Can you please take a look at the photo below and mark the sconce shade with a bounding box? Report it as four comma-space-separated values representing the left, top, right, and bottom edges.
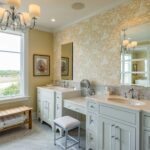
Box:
131, 41, 138, 48
21, 12, 31, 25
0, 8, 5, 18
29, 4, 40, 18
7, 0, 21, 8
123, 40, 129, 46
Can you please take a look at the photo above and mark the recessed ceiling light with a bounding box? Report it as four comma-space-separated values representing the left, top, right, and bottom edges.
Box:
72, 2, 85, 10
51, 18, 56, 22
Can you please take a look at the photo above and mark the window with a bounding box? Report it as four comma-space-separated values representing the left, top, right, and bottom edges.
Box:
0, 31, 28, 101
121, 53, 132, 84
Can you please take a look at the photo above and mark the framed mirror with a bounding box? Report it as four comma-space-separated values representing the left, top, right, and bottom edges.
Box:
61, 42, 73, 80
121, 23, 150, 87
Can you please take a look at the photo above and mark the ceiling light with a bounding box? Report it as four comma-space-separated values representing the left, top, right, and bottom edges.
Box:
51, 18, 56, 22
72, 2, 85, 10
0, 0, 40, 31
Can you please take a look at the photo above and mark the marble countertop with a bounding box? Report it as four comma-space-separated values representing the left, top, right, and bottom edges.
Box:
64, 95, 150, 113
87, 95, 150, 113
37, 85, 77, 93
64, 97, 86, 107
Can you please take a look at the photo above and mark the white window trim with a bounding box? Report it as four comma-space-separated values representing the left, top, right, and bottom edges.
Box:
0, 29, 29, 103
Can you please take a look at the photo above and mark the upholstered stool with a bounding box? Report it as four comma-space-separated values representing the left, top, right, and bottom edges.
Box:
54, 116, 80, 150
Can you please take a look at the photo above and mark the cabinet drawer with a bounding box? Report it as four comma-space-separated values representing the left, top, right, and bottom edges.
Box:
86, 130, 97, 150
143, 115, 150, 128
64, 102, 86, 115
99, 105, 136, 124
56, 93, 61, 100
87, 101, 98, 113
87, 112, 98, 130
38, 89, 54, 100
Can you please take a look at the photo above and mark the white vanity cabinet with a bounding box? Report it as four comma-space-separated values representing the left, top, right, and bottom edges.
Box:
37, 87, 55, 129
86, 99, 140, 150
142, 112, 150, 150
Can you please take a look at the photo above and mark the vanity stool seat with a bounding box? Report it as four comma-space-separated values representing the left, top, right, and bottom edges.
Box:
54, 116, 80, 150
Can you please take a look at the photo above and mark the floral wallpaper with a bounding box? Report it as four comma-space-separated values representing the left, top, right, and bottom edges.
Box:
53, 0, 150, 85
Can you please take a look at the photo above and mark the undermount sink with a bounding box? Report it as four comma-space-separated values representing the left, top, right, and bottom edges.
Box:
108, 96, 145, 106
128, 100, 145, 106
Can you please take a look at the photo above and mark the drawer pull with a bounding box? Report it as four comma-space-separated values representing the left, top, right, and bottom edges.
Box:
90, 137, 94, 141
56, 104, 59, 110
111, 136, 115, 138
115, 137, 119, 140
90, 120, 94, 124
90, 105, 94, 108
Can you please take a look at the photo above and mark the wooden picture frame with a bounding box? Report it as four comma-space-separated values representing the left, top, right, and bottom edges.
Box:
61, 57, 69, 76
33, 54, 50, 76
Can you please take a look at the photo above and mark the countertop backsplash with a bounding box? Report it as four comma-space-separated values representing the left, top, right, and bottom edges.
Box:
53, 80, 150, 100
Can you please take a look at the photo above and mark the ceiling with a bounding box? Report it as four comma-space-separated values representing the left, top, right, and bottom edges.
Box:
0, 0, 129, 32
127, 23, 150, 41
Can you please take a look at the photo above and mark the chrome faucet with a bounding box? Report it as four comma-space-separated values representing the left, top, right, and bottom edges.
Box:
128, 88, 136, 99
63, 81, 69, 88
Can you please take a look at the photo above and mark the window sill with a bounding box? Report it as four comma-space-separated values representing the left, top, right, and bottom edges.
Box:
0, 96, 30, 104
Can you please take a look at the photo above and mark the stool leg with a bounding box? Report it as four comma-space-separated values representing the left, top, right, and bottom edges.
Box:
54, 124, 56, 145
65, 129, 68, 150
78, 126, 80, 148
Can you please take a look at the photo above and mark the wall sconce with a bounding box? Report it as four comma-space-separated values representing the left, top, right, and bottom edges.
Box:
122, 28, 138, 52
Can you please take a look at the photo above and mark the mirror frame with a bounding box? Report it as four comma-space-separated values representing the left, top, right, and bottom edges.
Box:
61, 42, 73, 80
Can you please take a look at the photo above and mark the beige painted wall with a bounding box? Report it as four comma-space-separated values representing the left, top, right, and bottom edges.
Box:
0, 29, 53, 112
53, 0, 150, 85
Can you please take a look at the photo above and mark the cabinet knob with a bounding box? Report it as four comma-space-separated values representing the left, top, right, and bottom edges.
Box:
90, 137, 94, 141
90, 105, 94, 108
111, 136, 115, 139
115, 137, 119, 140
115, 126, 120, 129
90, 120, 94, 124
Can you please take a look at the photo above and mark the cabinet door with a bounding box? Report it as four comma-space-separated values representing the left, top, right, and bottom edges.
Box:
143, 130, 150, 150
42, 101, 49, 122
115, 122, 136, 150
99, 117, 115, 150
48, 92, 55, 123
99, 117, 136, 150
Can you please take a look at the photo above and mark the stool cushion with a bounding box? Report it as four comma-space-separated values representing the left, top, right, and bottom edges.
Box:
54, 116, 80, 129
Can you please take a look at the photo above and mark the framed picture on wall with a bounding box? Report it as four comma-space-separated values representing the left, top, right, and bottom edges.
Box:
61, 57, 69, 76
33, 54, 50, 76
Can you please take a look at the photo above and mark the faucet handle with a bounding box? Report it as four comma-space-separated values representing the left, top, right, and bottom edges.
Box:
124, 92, 127, 98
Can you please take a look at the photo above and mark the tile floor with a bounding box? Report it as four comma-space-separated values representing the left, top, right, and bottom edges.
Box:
0, 120, 86, 150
